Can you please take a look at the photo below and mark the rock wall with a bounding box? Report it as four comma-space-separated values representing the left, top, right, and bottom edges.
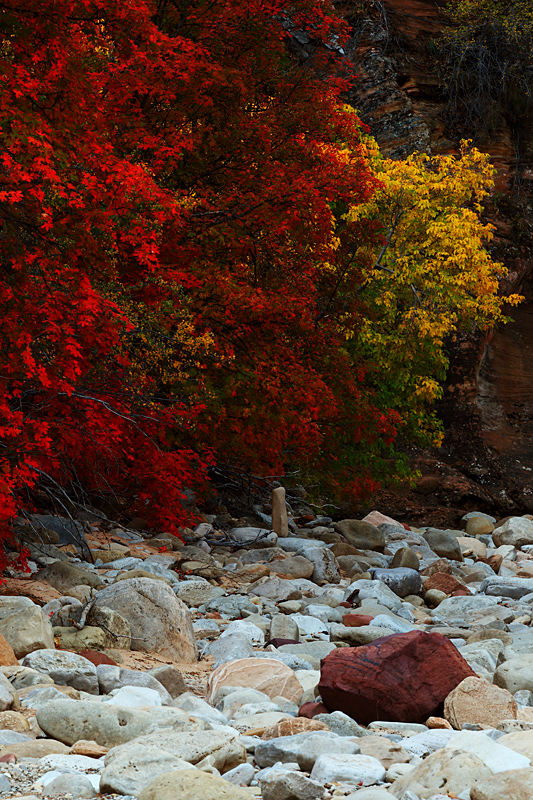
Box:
342, 0, 533, 521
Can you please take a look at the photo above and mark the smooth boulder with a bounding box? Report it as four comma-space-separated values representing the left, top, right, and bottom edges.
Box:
94, 577, 198, 661
138, 770, 253, 800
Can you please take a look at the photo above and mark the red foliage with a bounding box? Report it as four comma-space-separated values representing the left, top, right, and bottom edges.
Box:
0, 0, 400, 567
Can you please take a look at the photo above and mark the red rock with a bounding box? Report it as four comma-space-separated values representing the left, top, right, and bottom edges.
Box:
420, 559, 453, 577
78, 650, 118, 666
318, 630, 476, 725
339, 601, 352, 608
342, 614, 374, 627
0, 754, 16, 763
267, 638, 299, 649
206, 611, 222, 619
298, 702, 329, 718
422, 572, 467, 596
451, 587, 470, 596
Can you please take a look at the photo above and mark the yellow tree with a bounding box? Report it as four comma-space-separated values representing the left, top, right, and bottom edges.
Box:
345, 140, 522, 447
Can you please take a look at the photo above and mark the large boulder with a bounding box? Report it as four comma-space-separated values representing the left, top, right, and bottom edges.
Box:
333, 520, 385, 552
0, 597, 54, 658
444, 676, 517, 729
318, 630, 475, 725
470, 769, 533, 800
36, 698, 208, 747
93, 577, 197, 661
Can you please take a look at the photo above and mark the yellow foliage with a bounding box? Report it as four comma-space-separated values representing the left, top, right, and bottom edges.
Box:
345, 139, 522, 445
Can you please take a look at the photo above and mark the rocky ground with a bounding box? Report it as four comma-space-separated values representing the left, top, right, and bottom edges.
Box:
2, 501, 533, 799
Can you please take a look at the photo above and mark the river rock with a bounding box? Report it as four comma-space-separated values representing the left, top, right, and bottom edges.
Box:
470, 768, 533, 800
310, 753, 385, 785
445, 676, 517, 729
446, 729, 531, 772
271, 557, 314, 580
388, 747, 492, 798
35, 561, 103, 591
261, 770, 324, 800
96, 665, 172, 703
480, 577, 533, 599
254, 731, 361, 771
206, 658, 303, 704
422, 529, 463, 561
108, 729, 246, 772
100, 743, 196, 795
493, 517, 533, 549
93, 577, 198, 661
137, 770, 253, 800
36, 698, 208, 747
302, 547, 339, 584
319, 630, 475, 724
0, 600, 54, 658
495, 656, 533, 694
22, 650, 98, 694
333, 520, 385, 552
372, 568, 422, 598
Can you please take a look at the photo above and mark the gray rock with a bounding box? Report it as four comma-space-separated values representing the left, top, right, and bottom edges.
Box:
0, 730, 32, 744
333, 520, 385, 552
206, 633, 254, 668
344, 579, 402, 612
96, 665, 172, 704
174, 581, 225, 607
493, 517, 533, 549
216, 687, 272, 715
222, 762, 255, 785
34, 561, 103, 591
148, 665, 187, 699
495, 656, 533, 694
481, 577, 533, 599
430, 595, 499, 622
0, 775, 10, 793
204, 596, 258, 619
269, 614, 299, 642
171, 692, 229, 725
330, 623, 394, 645
22, 650, 98, 694
278, 642, 336, 661
249, 578, 302, 602
43, 773, 96, 798
255, 731, 361, 771
106, 729, 246, 772
100, 742, 195, 795
277, 538, 328, 553
422, 529, 463, 561
0, 600, 54, 658
36, 698, 209, 747
94, 577, 198, 661
372, 567, 422, 598
261, 770, 324, 800
301, 547, 339, 585
251, 652, 316, 671
21, 686, 68, 711
314, 711, 369, 738
271, 556, 314, 580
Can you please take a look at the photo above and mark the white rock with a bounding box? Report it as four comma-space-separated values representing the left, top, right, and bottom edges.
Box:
103, 686, 162, 708
446, 730, 530, 773
290, 614, 329, 636
220, 619, 265, 646
310, 753, 386, 785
